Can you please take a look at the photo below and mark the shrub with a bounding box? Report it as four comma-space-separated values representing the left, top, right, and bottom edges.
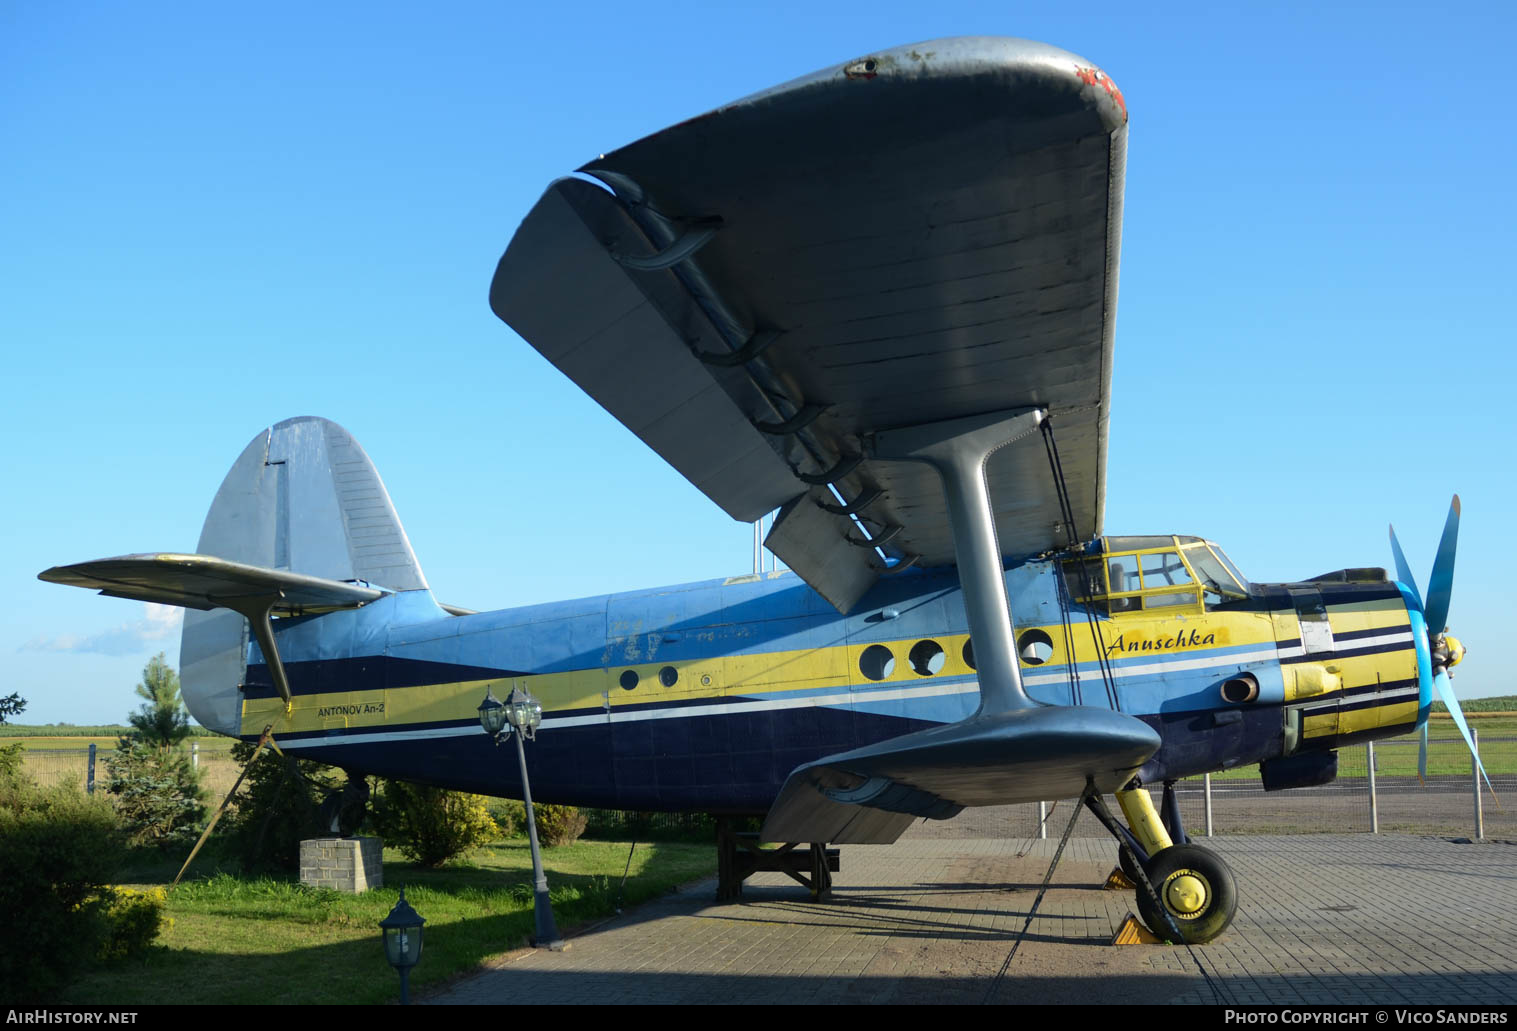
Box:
492, 800, 588, 846
0, 776, 128, 1002
486, 798, 522, 837
105, 740, 206, 849
98, 886, 167, 962
373, 780, 500, 866
222, 741, 346, 871
532, 804, 587, 847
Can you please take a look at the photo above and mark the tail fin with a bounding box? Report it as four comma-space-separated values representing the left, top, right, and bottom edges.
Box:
181, 417, 427, 734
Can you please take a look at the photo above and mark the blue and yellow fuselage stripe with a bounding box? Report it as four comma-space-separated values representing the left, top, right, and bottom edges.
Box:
238, 565, 1425, 809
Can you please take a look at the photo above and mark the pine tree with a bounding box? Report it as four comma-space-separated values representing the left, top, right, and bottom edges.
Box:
126, 654, 189, 748
109, 656, 204, 848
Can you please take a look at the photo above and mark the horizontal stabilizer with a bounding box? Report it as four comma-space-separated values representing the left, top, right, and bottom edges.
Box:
762, 706, 1159, 844
39, 553, 386, 615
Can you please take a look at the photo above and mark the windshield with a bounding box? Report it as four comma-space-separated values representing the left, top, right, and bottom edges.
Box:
1182, 540, 1249, 598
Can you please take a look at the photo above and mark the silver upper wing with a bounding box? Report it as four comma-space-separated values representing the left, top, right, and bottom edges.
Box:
491, 37, 1126, 612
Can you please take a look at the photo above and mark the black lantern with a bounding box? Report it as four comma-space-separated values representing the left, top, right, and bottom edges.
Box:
505, 684, 543, 741
478, 685, 508, 743
380, 887, 426, 1003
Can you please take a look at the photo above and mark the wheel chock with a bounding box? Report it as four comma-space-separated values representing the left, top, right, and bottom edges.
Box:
1103, 866, 1136, 890
1112, 914, 1164, 945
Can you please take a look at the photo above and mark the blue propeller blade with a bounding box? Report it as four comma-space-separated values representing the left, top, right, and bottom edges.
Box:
1388, 525, 1422, 607
1392, 497, 1492, 800
1433, 669, 1495, 796
1423, 495, 1460, 635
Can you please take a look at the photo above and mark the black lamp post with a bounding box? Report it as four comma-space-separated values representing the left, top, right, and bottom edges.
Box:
479, 683, 565, 951
379, 886, 425, 1004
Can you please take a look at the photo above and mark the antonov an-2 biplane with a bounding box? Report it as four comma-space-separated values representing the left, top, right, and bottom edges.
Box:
43, 37, 1487, 944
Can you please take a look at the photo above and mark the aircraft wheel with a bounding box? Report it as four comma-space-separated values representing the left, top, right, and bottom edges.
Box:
1134, 843, 1237, 944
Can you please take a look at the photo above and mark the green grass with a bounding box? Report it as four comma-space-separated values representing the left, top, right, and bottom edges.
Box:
60, 839, 715, 1005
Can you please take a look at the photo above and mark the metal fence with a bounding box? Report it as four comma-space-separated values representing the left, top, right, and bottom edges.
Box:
1170, 732, 1512, 840
906, 730, 1514, 843
22, 745, 243, 802
21, 730, 1513, 843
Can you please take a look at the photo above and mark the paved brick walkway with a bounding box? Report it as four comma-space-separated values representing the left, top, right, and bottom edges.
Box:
427, 832, 1516, 1006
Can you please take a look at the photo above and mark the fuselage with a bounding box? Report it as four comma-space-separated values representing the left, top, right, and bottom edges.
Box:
238, 539, 1432, 815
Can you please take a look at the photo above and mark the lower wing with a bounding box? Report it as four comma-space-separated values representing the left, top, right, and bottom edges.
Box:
761, 706, 1159, 843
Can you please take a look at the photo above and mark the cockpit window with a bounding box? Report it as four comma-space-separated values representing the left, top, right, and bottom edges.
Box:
1139, 551, 1191, 588
1062, 557, 1108, 612
1207, 544, 1250, 593
1182, 542, 1249, 601
1104, 535, 1175, 553
1063, 537, 1249, 616
1108, 558, 1141, 595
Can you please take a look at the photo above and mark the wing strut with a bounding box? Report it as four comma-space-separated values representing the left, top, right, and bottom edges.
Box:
230, 595, 294, 712
873, 407, 1046, 713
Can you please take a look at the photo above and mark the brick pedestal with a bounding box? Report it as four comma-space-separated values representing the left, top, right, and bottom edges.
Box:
300, 837, 383, 893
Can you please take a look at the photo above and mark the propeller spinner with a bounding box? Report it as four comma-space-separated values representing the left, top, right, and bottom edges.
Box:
1389, 495, 1492, 793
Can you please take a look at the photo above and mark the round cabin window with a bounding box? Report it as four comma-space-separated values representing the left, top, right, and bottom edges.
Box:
1017, 628, 1054, 666
858, 644, 896, 682
908, 639, 946, 676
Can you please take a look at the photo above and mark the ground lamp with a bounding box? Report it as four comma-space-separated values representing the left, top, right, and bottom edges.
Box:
479, 683, 565, 950
380, 887, 425, 1004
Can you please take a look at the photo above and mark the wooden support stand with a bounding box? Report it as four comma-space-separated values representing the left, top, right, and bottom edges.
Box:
716, 818, 838, 901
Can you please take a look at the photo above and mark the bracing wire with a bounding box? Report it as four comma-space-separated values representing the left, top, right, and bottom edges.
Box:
1041, 419, 1121, 711
983, 784, 1090, 1004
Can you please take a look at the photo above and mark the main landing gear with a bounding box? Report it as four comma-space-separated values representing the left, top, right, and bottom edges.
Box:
1086, 781, 1237, 944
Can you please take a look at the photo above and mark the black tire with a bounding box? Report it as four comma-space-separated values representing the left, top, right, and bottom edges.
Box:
1134, 843, 1238, 944
1118, 844, 1142, 883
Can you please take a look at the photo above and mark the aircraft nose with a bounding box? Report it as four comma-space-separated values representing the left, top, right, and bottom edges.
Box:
1437, 633, 1466, 671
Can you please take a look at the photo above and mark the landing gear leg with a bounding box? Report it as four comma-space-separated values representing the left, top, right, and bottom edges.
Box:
1090, 787, 1238, 944
1160, 780, 1192, 845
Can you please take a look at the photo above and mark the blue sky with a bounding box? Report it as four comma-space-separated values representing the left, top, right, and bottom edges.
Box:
4, 1, 1513, 725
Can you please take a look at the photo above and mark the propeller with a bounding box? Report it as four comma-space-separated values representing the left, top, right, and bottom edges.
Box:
1389, 495, 1493, 796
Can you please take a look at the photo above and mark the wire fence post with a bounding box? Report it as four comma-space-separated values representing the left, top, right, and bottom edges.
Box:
86, 743, 96, 795
192, 740, 199, 770
1203, 773, 1213, 837
1472, 727, 1484, 841
1037, 800, 1048, 839
1366, 741, 1378, 834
